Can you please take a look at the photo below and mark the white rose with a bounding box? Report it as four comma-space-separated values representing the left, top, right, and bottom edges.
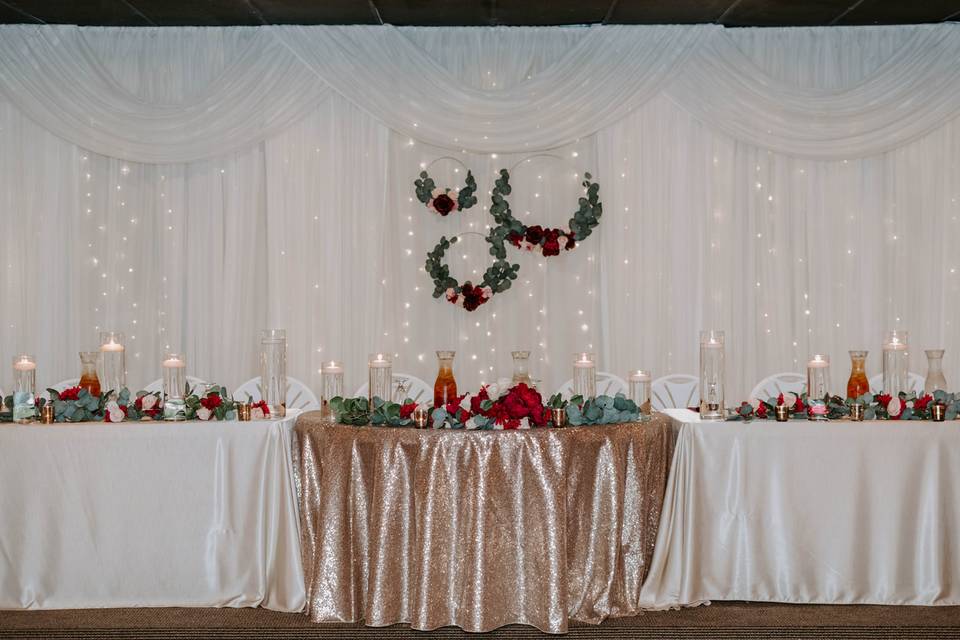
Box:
749, 398, 762, 410
140, 394, 158, 411
465, 417, 479, 430
484, 383, 499, 400
105, 401, 125, 423
251, 407, 265, 420
459, 394, 472, 413
196, 407, 213, 421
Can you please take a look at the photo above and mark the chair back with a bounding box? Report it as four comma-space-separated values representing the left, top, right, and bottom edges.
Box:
48, 379, 81, 393
354, 373, 432, 405
651, 374, 700, 410
554, 372, 629, 399
868, 372, 925, 395
143, 376, 208, 395
234, 376, 320, 411
748, 373, 806, 403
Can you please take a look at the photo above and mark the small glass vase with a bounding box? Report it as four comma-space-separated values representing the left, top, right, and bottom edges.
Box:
260, 329, 287, 418
511, 350, 532, 386
434, 351, 457, 408
699, 330, 725, 421
924, 349, 947, 394
78, 351, 101, 398
846, 350, 869, 399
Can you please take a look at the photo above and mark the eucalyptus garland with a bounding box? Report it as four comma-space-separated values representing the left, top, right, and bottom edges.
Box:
414, 169, 478, 216
425, 234, 519, 312
488, 169, 603, 257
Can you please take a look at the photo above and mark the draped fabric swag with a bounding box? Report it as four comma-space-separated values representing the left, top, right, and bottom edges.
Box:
0, 24, 958, 399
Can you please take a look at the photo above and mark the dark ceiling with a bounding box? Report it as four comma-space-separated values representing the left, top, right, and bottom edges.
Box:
0, 0, 958, 27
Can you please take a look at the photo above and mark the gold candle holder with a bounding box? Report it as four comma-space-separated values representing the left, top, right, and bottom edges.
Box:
413, 406, 430, 428
40, 405, 55, 424
551, 407, 567, 427
774, 405, 789, 422
236, 402, 252, 422
850, 403, 865, 421
932, 403, 946, 422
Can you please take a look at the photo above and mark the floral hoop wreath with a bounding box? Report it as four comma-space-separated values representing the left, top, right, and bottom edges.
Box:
488, 168, 602, 257
414, 168, 479, 217
425, 232, 520, 311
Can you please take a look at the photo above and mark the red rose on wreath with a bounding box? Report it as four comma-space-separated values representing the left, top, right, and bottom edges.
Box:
460, 282, 492, 312
524, 225, 545, 245
399, 401, 417, 420
564, 233, 576, 250
507, 231, 524, 248
60, 386, 82, 401
431, 193, 457, 216
542, 229, 562, 257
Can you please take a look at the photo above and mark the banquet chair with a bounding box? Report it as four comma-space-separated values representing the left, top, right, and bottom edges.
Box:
554, 372, 628, 399
748, 373, 806, 402
143, 376, 209, 395
354, 374, 432, 404
235, 376, 320, 411
48, 378, 81, 393
651, 374, 699, 411
868, 372, 925, 395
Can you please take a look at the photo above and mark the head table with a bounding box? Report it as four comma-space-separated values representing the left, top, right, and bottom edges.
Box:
294, 412, 677, 634
639, 409, 960, 609
0, 413, 305, 612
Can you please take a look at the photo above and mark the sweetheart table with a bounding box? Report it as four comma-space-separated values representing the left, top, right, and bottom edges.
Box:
0, 413, 306, 612
294, 412, 677, 634
639, 409, 960, 609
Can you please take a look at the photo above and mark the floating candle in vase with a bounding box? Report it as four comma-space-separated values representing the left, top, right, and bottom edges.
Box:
573, 352, 596, 399
699, 331, 725, 421
629, 370, 652, 418
99, 331, 126, 395
321, 360, 344, 419
806, 354, 831, 421
882, 330, 909, 396
12, 354, 36, 423
162, 353, 187, 421
368, 353, 393, 407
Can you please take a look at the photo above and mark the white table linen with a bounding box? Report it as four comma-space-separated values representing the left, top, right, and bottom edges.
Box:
640, 409, 960, 608
0, 414, 305, 611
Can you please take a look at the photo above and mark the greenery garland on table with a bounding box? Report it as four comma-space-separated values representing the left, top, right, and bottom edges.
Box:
727, 390, 960, 422
414, 169, 478, 216
328, 396, 418, 427
425, 234, 520, 311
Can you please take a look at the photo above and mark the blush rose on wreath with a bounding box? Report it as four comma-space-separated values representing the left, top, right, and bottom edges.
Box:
414, 169, 479, 216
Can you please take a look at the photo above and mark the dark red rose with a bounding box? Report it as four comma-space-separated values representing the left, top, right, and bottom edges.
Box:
756, 403, 768, 419
431, 193, 457, 216
564, 233, 576, 250
471, 387, 491, 415
460, 282, 488, 312
60, 386, 82, 401
793, 396, 806, 414
542, 229, 561, 257
200, 393, 223, 410
400, 401, 417, 419
507, 232, 524, 248
524, 225, 545, 245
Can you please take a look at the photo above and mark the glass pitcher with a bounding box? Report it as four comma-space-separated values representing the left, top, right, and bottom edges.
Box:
846, 350, 869, 399
924, 349, 947, 394
434, 351, 458, 408
78, 351, 101, 398
511, 351, 532, 386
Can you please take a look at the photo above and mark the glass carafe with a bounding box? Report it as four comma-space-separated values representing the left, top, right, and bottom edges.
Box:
511, 350, 531, 386
846, 350, 869, 399
78, 351, 101, 397
434, 350, 458, 408
924, 349, 947, 394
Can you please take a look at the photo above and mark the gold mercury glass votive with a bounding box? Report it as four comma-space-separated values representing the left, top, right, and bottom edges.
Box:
774, 405, 789, 422
932, 403, 946, 422
40, 405, 55, 424
236, 402, 252, 422
413, 406, 430, 428
551, 407, 567, 427
849, 404, 865, 421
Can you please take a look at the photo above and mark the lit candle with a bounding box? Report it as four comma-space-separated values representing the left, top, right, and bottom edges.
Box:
322, 360, 344, 374
574, 352, 595, 368
629, 370, 651, 382
100, 338, 125, 352
162, 356, 185, 369
807, 354, 829, 368
369, 353, 391, 368
13, 355, 36, 371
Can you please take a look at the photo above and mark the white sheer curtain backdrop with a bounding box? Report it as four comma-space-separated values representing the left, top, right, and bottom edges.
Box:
1, 25, 959, 399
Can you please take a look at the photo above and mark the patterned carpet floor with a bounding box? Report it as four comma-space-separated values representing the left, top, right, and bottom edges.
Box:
2, 603, 959, 639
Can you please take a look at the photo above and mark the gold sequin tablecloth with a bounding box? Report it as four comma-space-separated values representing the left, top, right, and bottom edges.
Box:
294, 413, 677, 634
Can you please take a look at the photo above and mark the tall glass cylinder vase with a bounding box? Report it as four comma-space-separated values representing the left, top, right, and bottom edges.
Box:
99, 331, 125, 395
260, 329, 287, 417
511, 350, 531, 386
321, 361, 344, 419
629, 370, 652, 419
882, 330, 909, 395
369, 353, 393, 406
573, 352, 596, 399
12, 354, 37, 423
699, 330, 725, 421
924, 349, 947, 394
162, 353, 187, 421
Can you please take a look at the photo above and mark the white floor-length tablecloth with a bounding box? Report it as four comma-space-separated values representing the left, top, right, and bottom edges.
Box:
0, 414, 306, 611
640, 409, 960, 609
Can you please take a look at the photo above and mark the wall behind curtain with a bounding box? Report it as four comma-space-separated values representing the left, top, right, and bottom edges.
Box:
1, 26, 958, 399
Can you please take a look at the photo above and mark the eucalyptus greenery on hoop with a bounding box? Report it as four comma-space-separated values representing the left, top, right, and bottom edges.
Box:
425, 233, 519, 312
488, 168, 603, 257
414, 169, 478, 216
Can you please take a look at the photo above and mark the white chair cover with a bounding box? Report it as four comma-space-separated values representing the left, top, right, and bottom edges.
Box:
354, 373, 432, 405
748, 373, 806, 402
234, 376, 320, 411
554, 372, 629, 399
868, 372, 925, 395
143, 376, 209, 395
651, 374, 700, 411
48, 379, 81, 393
